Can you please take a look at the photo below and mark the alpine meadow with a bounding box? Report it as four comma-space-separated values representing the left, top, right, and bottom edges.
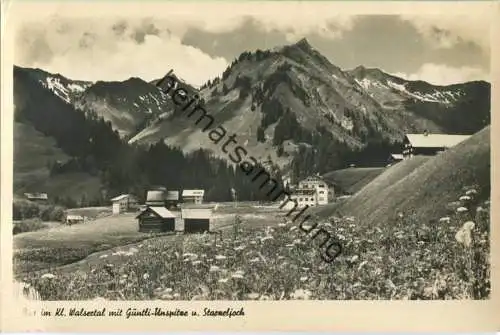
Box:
10, 8, 492, 304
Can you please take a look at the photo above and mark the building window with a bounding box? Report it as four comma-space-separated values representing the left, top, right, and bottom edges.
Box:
299, 198, 303, 201
310, 197, 314, 201
319, 191, 325, 194
319, 197, 324, 201
318, 184, 325, 188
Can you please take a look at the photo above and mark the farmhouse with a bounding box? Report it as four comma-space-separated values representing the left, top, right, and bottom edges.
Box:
181, 208, 211, 233
166, 190, 180, 209
281, 175, 334, 210
182, 189, 205, 204
403, 132, 471, 159
145, 189, 166, 207
298, 175, 331, 205
66, 214, 84, 225
388, 153, 404, 165
24, 192, 48, 202
136, 206, 176, 233
110, 194, 139, 214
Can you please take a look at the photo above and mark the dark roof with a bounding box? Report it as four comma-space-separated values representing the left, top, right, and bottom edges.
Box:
136, 206, 175, 219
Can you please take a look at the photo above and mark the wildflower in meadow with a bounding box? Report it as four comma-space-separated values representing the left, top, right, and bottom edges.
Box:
466, 189, 477, 195
300, 276, 308, 282
285, 244, 295, 248
215, 255, 227, 260
218, 278, 229, 283
249, 257, 260, 263
439, 217, 451, 223
289, 226, 298, 232
231, 273, 244, 279
261, 236, 274, 242
357, 260, 368, 271
99, 254, 108, 259
247, 293, 260, 300
143, 273, 150, 280
290, 289, 313, 300
233, 246, 245, 251
209, 265, 220, 272
455, 221, 475, 248
192, 260, 202, 266
456, 207, 468, 213
459, 195, 471, 201
40, 273, 56, 279
278, 223, 287, 228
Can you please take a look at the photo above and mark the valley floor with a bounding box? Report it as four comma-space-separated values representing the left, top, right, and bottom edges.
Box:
15, 196, 490, 300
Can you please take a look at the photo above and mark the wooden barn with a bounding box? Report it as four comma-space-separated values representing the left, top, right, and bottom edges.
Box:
182, 189, 205, 204
181, 208, 212, 234
166, 190, 180, 209
403, 132, 471, 159
136, 206, 176, 233
66, 214, 84, 225
110, 194, 139, 214
24, 192, 48, 203
145, 188, 166, 207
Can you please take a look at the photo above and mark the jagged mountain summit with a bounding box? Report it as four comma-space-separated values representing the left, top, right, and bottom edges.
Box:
13, 38, 490, 176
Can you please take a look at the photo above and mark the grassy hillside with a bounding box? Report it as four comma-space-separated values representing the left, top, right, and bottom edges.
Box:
316, 126, 490, 225
14, 122, 70, 189
323, 167, 386, 195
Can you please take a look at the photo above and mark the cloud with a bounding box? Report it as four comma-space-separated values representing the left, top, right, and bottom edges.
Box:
14, 17, 228, 86
393, 63, 489, 85
401, 14, 490, 53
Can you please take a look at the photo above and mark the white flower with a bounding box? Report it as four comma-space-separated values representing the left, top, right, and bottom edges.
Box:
300, 276, 308, 282
231, 273, 244, 279
99, 254, 108, 259
439, 217, 451, 223
218, 278, 229, 283
455, 221, 475, 248
357, 261, 368, 271
41, 273, 56, 279
456, 207, 468, 213
215, 255, 227, 260
192, 260, 202, 266
233, 246, 245, 251
143, 273, 150, 280
247, 293, 260, 299
249, 257, 260, 263
289, 226, 298, 232
261, 236, 274, 242
476, 206, 486, 213
459, 195, 471, 201
209, 265, 220, 272
465, 189, 477, 195
278, 223, 287, 228
290, 289, 312, 300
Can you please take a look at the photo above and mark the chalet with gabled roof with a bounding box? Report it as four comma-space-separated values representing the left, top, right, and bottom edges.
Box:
403, 132, 471, 159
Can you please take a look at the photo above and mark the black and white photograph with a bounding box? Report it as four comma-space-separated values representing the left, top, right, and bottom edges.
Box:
2, 0, 497, 327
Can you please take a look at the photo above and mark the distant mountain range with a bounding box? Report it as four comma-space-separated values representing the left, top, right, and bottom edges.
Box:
13, 38, 490, 200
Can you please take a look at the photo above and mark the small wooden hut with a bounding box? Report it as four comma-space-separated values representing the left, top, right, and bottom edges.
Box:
136, 206, 176, 233
181, 208, 212, 233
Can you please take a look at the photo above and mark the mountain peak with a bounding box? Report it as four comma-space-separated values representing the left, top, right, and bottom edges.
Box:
294, 37, 313, 50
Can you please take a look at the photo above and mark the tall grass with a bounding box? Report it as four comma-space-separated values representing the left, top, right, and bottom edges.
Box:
21, 187, 490, 300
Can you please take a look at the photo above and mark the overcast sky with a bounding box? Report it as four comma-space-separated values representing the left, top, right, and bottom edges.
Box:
13, 3, 491, 87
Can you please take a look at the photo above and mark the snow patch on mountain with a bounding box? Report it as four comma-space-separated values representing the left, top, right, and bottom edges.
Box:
40, 76, 91, 104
